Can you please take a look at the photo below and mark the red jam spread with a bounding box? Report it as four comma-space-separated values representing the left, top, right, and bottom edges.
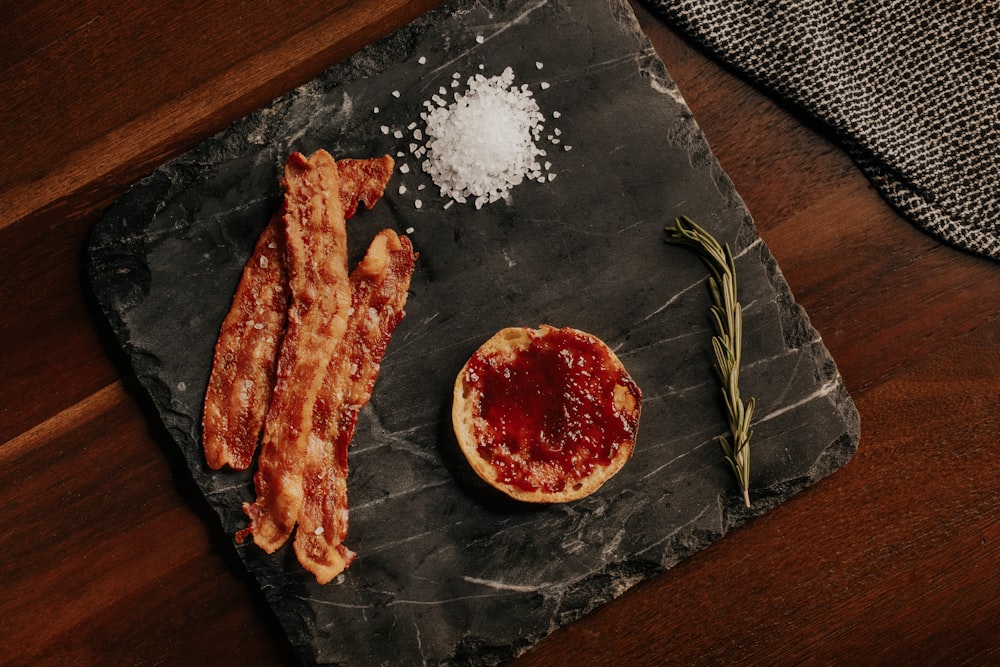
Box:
466, 328, 641, 494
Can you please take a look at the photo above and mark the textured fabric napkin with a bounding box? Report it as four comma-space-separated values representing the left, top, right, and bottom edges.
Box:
645, 0, 1000, 261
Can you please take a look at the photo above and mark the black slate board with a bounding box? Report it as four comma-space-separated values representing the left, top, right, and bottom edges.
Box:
87, 0, 860, 664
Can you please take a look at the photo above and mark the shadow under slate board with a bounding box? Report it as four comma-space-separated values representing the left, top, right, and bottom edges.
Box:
87, 0, 860, 664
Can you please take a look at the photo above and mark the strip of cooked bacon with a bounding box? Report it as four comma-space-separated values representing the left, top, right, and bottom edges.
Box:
202, 156, 395, 471
202, 212, 288, 470
337, 156, 395, 219
293, 229, 416, 583
239, 149, 352, 553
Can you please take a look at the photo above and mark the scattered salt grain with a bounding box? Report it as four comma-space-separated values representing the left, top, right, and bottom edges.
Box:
536, 61, 544, 70
393, 129, 404, 139
380, 125, 389, 134
400, 163, 410, 173
553, 110, 561, 118
406, 226, 415, 234
398, 184, 408, 194
392, 90, 401, 97
414, 199, 423, 209
476, 35, 485, 43
374, 106, 380, 114
418, 56, 427, 65
540, 81, 550, 90
177, 382, 187, 392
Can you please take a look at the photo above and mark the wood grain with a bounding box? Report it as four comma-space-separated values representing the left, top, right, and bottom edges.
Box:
1, 1, 998, 665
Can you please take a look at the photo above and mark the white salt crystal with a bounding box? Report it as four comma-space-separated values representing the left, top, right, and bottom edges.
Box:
418, 56, 427, 65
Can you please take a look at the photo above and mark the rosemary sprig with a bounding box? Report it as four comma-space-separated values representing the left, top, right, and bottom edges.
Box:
664, 216, 755, 508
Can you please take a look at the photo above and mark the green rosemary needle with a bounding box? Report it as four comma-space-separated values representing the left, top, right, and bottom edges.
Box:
664, 216, 755, 508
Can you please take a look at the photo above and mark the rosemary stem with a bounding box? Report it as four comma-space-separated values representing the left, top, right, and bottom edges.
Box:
664, 216, 754, 508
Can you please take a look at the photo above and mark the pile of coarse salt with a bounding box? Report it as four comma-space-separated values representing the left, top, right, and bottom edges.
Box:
419, 67, 548, 209
380, 54, 570, 215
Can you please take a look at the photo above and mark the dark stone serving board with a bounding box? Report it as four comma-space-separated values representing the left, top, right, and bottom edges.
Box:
87, 0, 860, 664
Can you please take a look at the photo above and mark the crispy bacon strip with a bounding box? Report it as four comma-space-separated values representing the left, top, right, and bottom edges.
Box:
239, 150, 352, 553
202, 156, 395, 471
202, 212, 287, 470
337, 156, 395, 219
294, 229, 416, 583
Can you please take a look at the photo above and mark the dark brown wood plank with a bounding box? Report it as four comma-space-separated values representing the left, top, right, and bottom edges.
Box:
0, 384, 294, 664
0, 212, 123, 442
0, 0, 445, 230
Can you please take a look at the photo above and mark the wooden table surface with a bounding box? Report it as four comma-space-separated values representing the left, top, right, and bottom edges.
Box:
2, 2, 998, 665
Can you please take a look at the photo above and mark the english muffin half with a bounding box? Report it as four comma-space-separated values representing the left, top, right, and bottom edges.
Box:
453, 325, 642, 503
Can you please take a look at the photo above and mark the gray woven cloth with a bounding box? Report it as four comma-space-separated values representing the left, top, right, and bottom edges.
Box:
645, 0, 1000, 260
